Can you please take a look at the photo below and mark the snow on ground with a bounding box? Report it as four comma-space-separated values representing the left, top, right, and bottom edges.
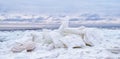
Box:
0, 19, 120, 59
0, 28, 120, 59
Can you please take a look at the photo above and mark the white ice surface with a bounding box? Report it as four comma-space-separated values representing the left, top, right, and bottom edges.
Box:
0, 28, 120, 59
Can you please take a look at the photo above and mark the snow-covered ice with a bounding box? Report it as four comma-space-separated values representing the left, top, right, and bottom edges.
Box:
0, 20, 120, 59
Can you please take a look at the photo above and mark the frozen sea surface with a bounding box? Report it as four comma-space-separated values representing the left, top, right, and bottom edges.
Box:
0, 28, 120, 59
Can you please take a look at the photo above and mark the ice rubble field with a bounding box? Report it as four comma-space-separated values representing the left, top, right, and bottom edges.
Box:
0, 25, 120, 59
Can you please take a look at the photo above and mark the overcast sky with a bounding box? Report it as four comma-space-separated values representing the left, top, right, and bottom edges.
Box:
0, 0, 120, 15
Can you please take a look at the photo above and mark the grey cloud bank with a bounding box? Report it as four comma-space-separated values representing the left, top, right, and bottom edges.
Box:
0, 0, 120, 16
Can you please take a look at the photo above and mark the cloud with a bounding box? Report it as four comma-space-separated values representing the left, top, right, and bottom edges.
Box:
0, 0, 119, 15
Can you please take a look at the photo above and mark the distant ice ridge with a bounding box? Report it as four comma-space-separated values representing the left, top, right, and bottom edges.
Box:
0, 18, 120, 59
0, 14, 120, 30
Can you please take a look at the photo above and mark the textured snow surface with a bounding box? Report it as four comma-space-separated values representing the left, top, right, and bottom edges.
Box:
0, 18, 120, 59
0, 28, 120, 59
